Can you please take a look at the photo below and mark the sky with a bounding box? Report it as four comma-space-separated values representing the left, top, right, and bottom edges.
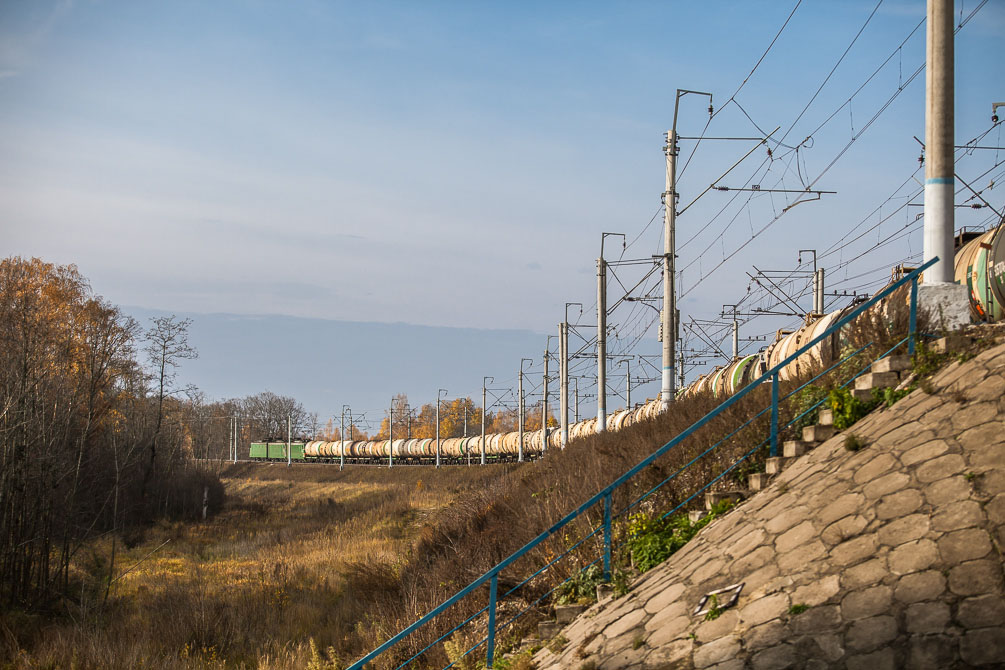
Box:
2, 1, 1004, 414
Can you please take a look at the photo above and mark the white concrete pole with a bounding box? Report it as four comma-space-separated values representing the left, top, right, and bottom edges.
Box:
597, 258, 607, 432
661, 130, 678, 410
518, 360, 529, 462
814, 268, 825, 315
482, 377, 490, 466
923, 0, 954, 284
625, 358, 631, 409
542, 344, 549, 451
286, 415, 291, 467
560, 322, 569, 447
574, 376, 580, 423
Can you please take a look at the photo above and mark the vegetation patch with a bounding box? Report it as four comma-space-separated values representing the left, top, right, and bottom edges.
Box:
626, 499, 734, 574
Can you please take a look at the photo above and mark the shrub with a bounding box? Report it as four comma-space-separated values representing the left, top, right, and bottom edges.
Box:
827, 387, 878, 430
625, 499, 733, 574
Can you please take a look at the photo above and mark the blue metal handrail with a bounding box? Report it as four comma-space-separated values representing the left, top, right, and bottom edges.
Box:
347, 257, 934, 670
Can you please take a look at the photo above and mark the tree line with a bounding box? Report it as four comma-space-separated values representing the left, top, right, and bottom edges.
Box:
0, 258, 309, 610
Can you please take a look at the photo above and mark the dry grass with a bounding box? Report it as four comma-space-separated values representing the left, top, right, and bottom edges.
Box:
2, 300, 957, 670
1, 464, 514, 669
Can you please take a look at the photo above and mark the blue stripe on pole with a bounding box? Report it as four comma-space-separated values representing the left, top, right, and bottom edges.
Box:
925, 177, 954, 184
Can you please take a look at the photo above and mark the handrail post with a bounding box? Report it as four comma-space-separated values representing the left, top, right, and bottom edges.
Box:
770, 372, 779, 457
486, 573, 498, 668
909, 275, 919, 356
603, 492, 612, 581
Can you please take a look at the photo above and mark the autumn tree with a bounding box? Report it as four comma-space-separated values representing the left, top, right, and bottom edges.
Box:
0, 257, 222, 608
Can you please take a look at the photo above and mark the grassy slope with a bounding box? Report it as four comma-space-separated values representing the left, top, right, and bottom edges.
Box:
2, 463, 517, 669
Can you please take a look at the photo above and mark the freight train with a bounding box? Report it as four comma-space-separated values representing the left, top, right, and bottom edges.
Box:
249, 222, 1004, 464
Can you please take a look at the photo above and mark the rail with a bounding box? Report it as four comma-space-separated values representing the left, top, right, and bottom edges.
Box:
347, 257, 935, 670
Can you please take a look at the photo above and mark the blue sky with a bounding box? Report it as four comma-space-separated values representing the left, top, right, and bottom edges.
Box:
2, 1, 1004, 411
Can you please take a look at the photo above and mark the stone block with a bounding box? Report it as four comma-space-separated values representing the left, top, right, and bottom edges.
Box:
802, 424, 835, 442
537, 621, 562, 639
705, 490, 745, 510
908, 635, 958, 669
555, 604, 585, 624
765, 457, 791, 475
930, 333, 971, 354
693, 635, 741, 669
938, 528, 993, 564
852, 388, 874, 402
688, 510, 708, 523
871, 355, 911, 373
957, 594, 1005, 629
855, 371, 900, 391
841, 585, 892, 620
818, 408, 834, 426
948, 559, 1004, 596
905, 601, 951, 634
748, 472, 772, 491
783, 440, 809, 458
596, 583, 613, 603
960, 627, 1005, 666
877, 513, 930, 546
845, 615, 897, 652
895, 570, 946, 603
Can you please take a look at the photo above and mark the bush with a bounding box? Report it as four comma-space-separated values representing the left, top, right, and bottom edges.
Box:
625, 499, 733, 574
827, 387, 878, 430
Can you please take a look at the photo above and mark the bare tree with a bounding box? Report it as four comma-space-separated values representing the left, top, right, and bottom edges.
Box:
142, 316, 197, 498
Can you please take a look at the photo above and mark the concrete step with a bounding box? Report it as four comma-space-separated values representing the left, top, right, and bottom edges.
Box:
783, 440, 813, 458
688, 510, 708, 524
818, 408, 834, 426
537, 621, 562, 639
852, 388, 874, 402
596, 583, 614, 602
555, 604, 586, 624
931, 333, 973, 354
748, 472, 773, 491
871, 355, 911, 374
705, 490, 746, 510
854, 371, 900, 391
802, 424, 835, 443
765, 456, 792, 475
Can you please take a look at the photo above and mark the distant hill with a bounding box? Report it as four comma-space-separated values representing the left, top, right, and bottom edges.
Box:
126, 308, 547, 421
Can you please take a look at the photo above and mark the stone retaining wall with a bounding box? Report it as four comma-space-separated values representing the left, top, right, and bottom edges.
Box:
532, 342, 1005, 669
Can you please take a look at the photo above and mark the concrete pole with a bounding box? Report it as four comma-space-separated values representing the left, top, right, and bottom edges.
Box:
436, 389, 446, 468
542, 344, 549, 452
574, 376, 579, 423
388, 402, 393, 469
518, 364, 525, 462
229, 416, 234, 463
923, 0, 954, 284
814, 268, 826, 315
482, 377, 491, 466
679, 350, 686, 391
661, 130, 678, 410
286, 414, 291, 467
625, 359, 631, 409
597, 258, 607, 432
560, 322, 569, 447
339, 409, 344, 470
732, 315, 739, 360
